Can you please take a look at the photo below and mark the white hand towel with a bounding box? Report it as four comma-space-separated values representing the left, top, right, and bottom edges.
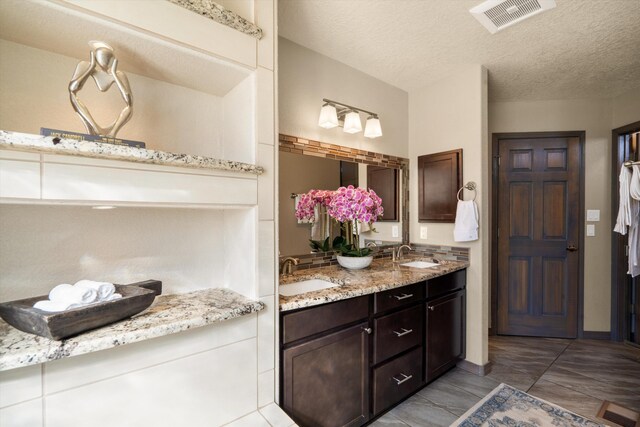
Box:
49, 284, 97, 304
74, 280, 115, 301
33, 300, 84, 312
454, 200, 479, 242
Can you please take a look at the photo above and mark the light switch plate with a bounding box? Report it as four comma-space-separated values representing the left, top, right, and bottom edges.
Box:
586, 210, 600, 221
420, 226, 428, 239
587, 224, 595, 236
392, 225, 399, 238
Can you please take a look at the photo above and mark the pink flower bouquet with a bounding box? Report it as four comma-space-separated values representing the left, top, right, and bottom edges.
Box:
295, 186, 384, 257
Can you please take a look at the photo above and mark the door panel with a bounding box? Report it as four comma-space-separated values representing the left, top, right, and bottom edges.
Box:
497, 136, 580, 338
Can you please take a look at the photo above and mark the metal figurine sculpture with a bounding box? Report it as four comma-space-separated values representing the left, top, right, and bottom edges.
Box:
69, 41, 133, 138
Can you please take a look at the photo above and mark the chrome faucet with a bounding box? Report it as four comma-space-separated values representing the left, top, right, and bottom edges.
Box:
393, 245, 412, 262
366, 242, 378, 248
280, 257, 299, 276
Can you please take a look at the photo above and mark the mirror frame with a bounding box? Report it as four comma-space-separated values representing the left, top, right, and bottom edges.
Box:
278, 134, 410, 258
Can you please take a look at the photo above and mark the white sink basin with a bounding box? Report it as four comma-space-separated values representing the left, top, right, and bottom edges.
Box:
279, 279, 339, 296
401, 261, 440, 269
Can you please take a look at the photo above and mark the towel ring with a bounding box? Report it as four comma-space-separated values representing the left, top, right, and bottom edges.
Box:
457, 181, 477, 201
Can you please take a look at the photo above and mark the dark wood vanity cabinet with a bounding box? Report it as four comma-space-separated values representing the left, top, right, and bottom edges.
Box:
426, 289, 465, 381
280, 269, 466, 427
281, 296, 370, 427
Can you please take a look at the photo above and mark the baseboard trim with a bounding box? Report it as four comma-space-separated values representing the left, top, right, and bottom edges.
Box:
457, 359, 493, 376
582, 331, 612, 340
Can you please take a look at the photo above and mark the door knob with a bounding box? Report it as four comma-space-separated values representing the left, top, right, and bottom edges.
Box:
566, 244, 578, 252
362, 327, 372, 334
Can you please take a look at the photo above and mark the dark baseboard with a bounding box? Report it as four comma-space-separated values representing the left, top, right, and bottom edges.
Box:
582, 331, 612, 340
457, 359, 493, 376
488, 327, 496, 336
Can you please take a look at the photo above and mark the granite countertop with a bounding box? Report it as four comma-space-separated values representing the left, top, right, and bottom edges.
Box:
0, 288, 264, 371
168, 0, 263, 39
0, 130, 263, 175
279, 256, 469, 312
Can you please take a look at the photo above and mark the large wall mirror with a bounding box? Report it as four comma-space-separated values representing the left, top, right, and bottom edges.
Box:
279, 134, 409, 258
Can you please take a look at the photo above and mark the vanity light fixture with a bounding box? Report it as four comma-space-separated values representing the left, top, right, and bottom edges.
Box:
318, 98, 382, 139
318, 102, 339, 129
364, 115, 382, 138
343, 110, 362, 134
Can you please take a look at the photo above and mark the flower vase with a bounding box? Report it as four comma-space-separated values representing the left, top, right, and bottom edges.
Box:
336, 255, 373, 270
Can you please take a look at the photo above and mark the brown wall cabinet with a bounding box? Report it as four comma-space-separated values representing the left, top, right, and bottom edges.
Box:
418, 149, 462, 222
280, 270, 466, 426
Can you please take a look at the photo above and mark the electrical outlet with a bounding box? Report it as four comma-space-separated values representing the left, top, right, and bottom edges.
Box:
586, 210, 600, 221
586, 224, 595, 236
392, 225, 399, 238
420, 226, 428, 239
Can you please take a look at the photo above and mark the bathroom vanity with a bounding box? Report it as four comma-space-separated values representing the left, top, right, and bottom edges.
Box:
279, 259, 467, 426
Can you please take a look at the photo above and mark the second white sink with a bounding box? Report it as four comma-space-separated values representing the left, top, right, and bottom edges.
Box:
279, 279, 339, 296
401, 261, 440, 269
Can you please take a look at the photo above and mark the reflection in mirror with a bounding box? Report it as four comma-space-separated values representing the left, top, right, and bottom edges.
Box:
279, 151, 402, 257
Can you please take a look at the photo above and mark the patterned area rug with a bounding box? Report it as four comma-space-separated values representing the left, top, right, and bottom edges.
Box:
451, 383, 604, 426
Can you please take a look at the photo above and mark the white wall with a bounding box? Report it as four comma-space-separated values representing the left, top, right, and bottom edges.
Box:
612, 89, 640, 129
278, 37, 408, 158
489, 98, 617, 332
409, 65, 489, 367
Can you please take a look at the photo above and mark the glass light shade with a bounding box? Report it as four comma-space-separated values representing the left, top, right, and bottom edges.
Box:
364, 116, 382, 138
343, 111, 362, 134
318, 104, 339, 129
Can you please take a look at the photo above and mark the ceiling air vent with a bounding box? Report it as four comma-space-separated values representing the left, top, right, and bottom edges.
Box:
470, 0, 556, 34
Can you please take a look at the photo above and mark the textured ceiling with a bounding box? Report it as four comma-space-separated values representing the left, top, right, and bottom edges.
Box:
279, 0, 640, 101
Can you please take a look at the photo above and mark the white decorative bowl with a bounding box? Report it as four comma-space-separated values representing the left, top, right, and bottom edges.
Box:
336, 255, 373, 270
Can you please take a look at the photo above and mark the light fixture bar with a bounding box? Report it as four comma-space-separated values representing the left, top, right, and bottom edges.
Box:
322, 98, 378, 118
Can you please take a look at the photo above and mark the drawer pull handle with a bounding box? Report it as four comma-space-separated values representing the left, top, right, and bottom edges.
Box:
393, 293, 414, 301
362, 327, 372, 335
393, 328, 413, 337
392, 373, 413, 385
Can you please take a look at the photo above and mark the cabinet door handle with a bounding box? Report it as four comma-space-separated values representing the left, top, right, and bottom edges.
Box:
392, 373, 413, 385
393, 328, 413, 337
362, 327, 372, 335
393, 293, 414, 301
428, 305, 435, 311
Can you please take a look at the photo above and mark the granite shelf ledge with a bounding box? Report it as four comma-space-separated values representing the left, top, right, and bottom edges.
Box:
0, 288, 264, 371
0, 130, 264, 175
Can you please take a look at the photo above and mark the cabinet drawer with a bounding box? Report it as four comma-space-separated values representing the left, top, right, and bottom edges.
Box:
282, 296, 369, 345
373, 347, 423, 415
374, 282, 424, 313
373, 305, 423, 364
425, 269, 466, 300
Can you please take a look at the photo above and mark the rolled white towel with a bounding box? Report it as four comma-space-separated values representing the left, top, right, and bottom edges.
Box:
49, 284, 97, 304
104, 293, 122, 301
33, 300, 84, 312
74, 280, 115, 301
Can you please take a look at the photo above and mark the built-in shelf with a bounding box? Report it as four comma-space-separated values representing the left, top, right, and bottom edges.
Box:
0, 0, 256, 97
0, 131, 263, 175
0, 131, 261, 207
0, 288, 264, 371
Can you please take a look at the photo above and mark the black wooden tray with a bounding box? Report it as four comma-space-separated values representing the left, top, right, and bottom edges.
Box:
0, 280, 162, 340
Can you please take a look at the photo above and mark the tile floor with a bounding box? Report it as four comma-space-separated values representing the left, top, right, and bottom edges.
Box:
371, 336, 640, 426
